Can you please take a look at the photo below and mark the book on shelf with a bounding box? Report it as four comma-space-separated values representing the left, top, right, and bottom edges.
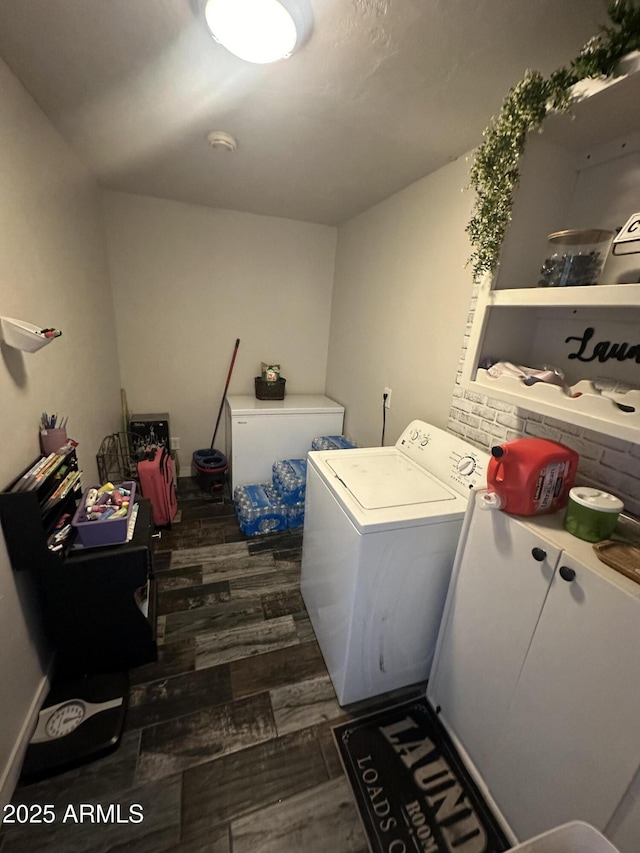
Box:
42, 470, 83, 512
10, 453, 57, 492
11, 441, 79, 493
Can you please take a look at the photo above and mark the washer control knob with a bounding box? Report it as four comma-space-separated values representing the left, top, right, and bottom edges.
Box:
410, 429, 419, 441
457, 455, 477, 476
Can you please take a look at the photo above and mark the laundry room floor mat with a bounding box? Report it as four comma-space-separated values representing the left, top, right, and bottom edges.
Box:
333, 699, 511, 853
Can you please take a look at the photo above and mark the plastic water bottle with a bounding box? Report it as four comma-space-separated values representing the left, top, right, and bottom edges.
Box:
272, 459, 307, 504
311, 435, 357, 451
233, 483, 288, 536
286, 501, 305, 529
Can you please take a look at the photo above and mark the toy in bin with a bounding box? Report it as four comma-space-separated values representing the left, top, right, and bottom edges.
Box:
261, 363, 281, 382
72, 481, 136, 547
256, 360, 285, 399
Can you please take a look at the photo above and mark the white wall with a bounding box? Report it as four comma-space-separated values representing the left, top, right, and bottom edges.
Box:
102, 192, 337, 466
326, 155, 476, 447
0, 59, 121, 803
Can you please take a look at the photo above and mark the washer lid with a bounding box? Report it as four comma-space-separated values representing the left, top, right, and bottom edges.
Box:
326, 452, 455, 509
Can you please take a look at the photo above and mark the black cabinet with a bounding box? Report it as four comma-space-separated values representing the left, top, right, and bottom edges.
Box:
0, 450, 157, 678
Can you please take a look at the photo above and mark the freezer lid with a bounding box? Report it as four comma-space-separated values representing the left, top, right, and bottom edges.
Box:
226, 395, 344, 416
326, 452, 455, 509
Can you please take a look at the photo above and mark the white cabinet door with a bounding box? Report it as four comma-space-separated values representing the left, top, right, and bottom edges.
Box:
427, 503, 560, 780
489, 551, 640, 841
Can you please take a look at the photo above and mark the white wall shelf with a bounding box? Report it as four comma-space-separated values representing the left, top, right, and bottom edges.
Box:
463, 53, 640, 442
474, 371, 640, 442
486, 282, 640, 308
0, 317, 61, 353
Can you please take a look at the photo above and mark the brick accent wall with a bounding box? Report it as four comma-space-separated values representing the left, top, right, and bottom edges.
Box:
449, 284, 640, 516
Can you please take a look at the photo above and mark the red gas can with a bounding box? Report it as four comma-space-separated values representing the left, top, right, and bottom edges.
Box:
484, 437, 579, 516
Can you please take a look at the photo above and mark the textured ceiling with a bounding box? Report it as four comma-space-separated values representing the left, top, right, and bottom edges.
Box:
0, 0, 610, 224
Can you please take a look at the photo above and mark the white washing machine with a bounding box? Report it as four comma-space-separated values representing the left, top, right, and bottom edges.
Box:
301, 419, 488, 706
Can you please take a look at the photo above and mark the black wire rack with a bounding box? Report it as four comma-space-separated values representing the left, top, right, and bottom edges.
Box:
96, 432, 146, 484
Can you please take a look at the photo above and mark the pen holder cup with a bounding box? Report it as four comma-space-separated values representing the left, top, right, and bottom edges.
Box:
40, 428, 67, 455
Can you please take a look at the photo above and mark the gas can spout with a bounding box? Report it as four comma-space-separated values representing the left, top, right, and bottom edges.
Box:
476, 489, 503, 511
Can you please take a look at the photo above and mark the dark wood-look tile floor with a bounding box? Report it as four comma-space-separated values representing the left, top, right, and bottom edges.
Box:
0, 479, 426, 853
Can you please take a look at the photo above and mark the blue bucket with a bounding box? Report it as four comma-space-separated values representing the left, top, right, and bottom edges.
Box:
193, 448, 228, 492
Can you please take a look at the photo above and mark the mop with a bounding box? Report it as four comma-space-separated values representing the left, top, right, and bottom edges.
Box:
192, 338, 240, 492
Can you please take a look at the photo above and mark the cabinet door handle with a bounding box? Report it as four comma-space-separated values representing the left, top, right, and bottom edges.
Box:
559, 565, 576, 582
531, 547, 547, 562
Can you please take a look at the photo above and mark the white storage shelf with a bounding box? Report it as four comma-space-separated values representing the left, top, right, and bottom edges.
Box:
463, 53, 640, 442
0, 317, 59, 353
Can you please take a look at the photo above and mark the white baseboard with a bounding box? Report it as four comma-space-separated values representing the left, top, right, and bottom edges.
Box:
0, 660, 53, 816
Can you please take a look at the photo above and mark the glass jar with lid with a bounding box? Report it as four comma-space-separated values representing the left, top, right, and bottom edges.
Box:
537, 228, 614, 287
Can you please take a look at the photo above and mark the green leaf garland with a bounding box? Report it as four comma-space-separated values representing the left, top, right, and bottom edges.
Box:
467, 0, 640, 281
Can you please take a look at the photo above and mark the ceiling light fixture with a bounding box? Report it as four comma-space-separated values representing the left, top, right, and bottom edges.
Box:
204, 0, 298, 64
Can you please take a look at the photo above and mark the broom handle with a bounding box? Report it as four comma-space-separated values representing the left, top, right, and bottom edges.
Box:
210, 338, 240, 449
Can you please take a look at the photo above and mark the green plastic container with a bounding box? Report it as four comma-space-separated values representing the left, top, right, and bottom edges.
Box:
563, 487, 624, 542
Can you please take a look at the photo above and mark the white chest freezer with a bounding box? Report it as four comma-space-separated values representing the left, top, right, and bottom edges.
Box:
225, 394, 344, 491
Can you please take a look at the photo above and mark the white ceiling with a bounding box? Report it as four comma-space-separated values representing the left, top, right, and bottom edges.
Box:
0, 0, 609, 225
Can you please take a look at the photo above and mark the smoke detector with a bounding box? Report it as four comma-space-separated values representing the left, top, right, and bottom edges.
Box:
207, 131, 237, 152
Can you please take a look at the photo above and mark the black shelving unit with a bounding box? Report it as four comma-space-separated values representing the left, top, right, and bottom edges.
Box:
0, 451, 157, 678
0, 449, 81, 573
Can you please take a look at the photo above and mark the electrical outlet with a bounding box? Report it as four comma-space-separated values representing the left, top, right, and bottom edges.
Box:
170, 437, 180, 451
383, 387, 392, 409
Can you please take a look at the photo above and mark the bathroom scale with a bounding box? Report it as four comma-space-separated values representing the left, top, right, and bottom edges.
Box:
20, 671, 129, 783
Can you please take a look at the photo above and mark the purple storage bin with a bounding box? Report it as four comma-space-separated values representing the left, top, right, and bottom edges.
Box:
72, 481, 136, 547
